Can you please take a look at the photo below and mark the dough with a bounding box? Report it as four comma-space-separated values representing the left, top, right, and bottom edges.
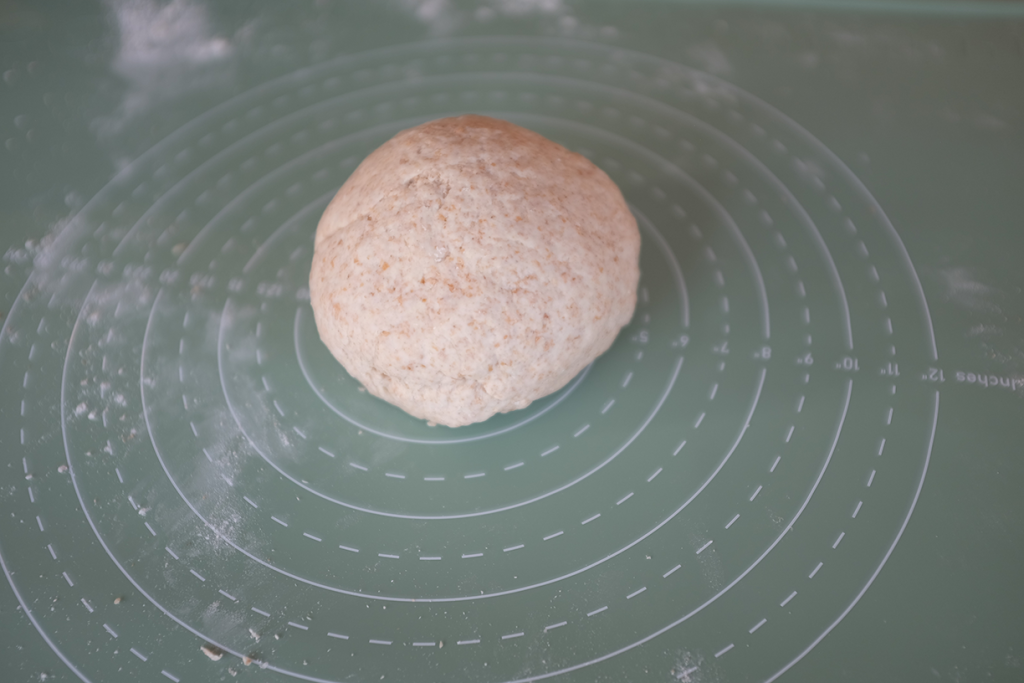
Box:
309, 115, 640, 427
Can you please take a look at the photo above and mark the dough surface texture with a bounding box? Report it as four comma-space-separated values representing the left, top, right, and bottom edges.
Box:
309, 115, 640, 427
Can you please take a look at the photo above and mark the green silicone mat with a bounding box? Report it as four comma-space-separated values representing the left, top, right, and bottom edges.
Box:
2, 2, 1022, 682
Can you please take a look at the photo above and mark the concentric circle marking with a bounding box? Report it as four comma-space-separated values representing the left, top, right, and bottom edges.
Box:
0, 37, 938, 683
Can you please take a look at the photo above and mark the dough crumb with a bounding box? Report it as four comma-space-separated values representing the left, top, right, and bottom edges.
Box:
200, 644, 224, 661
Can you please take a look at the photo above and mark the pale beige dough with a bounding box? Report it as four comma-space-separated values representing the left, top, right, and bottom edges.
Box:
309, 115, 640, 427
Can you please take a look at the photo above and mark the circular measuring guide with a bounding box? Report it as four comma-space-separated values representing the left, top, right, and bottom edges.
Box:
0, 37, 939, 683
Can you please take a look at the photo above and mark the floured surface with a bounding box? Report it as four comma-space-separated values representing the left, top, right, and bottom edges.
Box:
3, 15, 1023, 683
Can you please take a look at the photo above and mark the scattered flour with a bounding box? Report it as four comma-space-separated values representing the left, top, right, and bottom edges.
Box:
94, 0, 234, 162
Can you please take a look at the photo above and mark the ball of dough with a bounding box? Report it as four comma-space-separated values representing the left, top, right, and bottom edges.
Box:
309, 115, 640, 428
